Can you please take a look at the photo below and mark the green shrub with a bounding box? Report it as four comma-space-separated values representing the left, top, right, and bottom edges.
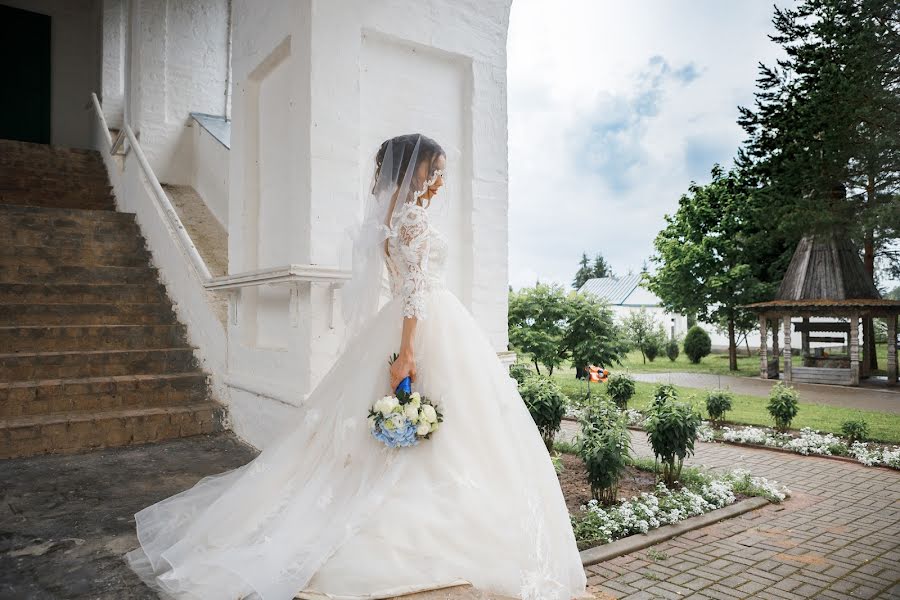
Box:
645, 401, 702, 486
509, 362, 534, 386
577, 400, 631, 504
840, 419, 870, 444
652, 383, 679, 409
644, 342, 661, 362
705, 389, 734, 427
665, 339, 680, 362
767, 382, 800, 432
520, 375, 567, 451
683, 326, 712, 364
605, 373, 636, 409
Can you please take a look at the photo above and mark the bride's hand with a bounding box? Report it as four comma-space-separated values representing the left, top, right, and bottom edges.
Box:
390, 350, 417, 391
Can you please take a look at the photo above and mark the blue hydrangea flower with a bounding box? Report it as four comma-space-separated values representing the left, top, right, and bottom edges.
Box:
372, 419, 420, 448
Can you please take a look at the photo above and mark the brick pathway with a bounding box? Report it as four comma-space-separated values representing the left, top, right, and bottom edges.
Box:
562, 422, 900, 599
632, 372, 900, 415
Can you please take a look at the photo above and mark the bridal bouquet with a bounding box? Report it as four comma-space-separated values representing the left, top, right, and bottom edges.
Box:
368, 354, 443, 448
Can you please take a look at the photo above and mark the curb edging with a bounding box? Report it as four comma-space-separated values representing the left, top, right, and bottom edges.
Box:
579, 496, 770, 566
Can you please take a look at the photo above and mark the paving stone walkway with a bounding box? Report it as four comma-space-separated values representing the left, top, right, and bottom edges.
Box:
561, 422, 900, 600
632, 372, 900, 415
2, 430, 898, 599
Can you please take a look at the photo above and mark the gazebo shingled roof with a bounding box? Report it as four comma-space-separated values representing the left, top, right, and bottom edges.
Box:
776, 234, 880, 301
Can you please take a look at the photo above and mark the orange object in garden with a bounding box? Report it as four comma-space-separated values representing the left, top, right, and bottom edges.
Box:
587, 365, 609, 383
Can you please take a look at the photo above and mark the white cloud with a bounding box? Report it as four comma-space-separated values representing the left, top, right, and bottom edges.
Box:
507, 0, 790, 290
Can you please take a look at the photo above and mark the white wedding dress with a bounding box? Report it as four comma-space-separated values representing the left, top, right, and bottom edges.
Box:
124, 200, 588, 600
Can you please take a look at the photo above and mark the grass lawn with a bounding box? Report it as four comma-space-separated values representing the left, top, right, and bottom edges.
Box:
617, 349, 761, 377
549, 373, 900, 444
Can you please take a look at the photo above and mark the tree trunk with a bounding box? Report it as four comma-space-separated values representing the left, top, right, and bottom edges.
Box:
533, 360, 541, 375
728, 316, 738, 371
864, 172, 878, 371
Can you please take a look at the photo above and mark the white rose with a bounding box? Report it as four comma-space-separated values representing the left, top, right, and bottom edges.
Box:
409, 392, 421, 407
416, 422, 430, 436
390, 414, 405, 430
381, 397, 399, 416
404, 404, 419, 422
429, 421, 440, 433
367, 415, 377, 430
421, 404, 437, 423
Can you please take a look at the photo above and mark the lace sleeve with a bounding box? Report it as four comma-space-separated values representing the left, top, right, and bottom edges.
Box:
396, 202, 431, 319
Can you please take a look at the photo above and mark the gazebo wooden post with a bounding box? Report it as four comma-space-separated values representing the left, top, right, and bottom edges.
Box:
801, 317, 810, 360
782, 315, 792, 383
759, 314, 769, 379
888, 315, 898, 385
849, 313, 860, 386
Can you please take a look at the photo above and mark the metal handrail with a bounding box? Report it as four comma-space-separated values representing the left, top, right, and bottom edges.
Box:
90, 93, 212, 280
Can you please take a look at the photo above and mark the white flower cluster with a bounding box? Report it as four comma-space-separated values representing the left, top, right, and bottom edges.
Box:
369, 391, 439, 438
624, 409, 645, 427
718, 425, 898, 470
573, 468, 791, 546
696, 421, 716, 443
848, 442, 900, 468
783, 428, 841, 455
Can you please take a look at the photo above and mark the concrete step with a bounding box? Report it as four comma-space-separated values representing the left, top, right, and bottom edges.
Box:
0, 191, 115, 211
0, 227, 147, 251
0, 282, 166, 304
0, 245, 151, 268
0, 264, 159, 284
0, 203, 133, 223
0, 402, 226, 459
0, 372, 209, 419
0, 323, 188, 352
0, 303, 176, 326
0, 347, 197, 381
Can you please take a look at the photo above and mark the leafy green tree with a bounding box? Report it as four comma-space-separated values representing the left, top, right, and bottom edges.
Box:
683, 326, 712, 364
621, 309, 667, 364
647, 166, 779, 371
562, 292, 624, 379
508, 284, 570, 375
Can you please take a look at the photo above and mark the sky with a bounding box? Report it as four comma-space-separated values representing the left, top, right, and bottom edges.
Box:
506, 0, 791, 290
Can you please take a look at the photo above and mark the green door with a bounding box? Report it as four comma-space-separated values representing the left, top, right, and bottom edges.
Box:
0, 5, 51, 144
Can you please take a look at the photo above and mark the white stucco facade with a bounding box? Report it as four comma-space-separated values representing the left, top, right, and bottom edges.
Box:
80, 0, 513, 448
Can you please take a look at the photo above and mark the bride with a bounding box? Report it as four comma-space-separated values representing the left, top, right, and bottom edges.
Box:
124, 134, 589, 600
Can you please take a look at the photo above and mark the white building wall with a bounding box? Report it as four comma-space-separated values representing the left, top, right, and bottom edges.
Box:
190, 122, 230, 229
226, 0, 512, 448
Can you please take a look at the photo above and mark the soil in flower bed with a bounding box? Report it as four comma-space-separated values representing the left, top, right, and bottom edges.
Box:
555, 452, 748, 515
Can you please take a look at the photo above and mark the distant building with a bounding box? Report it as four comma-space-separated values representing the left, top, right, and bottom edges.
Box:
578, 274, 688, 340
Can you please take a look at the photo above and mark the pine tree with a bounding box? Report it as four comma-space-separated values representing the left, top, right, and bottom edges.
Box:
737, 0, 900, 370
591, 253, 613, 279
572, 252, 593, 289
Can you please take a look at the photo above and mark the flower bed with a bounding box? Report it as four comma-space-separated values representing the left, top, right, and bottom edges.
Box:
556, 453, 788, 549
717, 425, 900, 469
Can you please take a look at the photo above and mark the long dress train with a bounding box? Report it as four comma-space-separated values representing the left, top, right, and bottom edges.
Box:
124, 201, 588, 600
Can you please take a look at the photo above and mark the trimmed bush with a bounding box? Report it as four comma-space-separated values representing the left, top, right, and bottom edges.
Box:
509, 362, 534, 386
645, 400, 702, 487
705, 389, 734, 427
683, 326, 712, 364
665, 339, 680, 362
520, 375, 567, 451
577, 401, 632, 504
767, 382, 800, 433
652, 383, 679, 409
841, 419, 870, 444
605, 373, 636, 410
644, 342, 661, 362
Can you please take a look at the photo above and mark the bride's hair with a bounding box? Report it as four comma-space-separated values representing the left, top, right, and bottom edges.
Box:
373, 134, 445, 195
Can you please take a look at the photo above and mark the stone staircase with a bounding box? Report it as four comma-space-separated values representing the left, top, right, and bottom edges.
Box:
0, 139, 226, 459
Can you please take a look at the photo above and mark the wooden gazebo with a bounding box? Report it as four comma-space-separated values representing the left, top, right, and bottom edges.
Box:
746, 234, 899, 386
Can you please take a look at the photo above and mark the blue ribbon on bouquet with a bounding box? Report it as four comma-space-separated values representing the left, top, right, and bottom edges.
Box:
395, 376, 411, 395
